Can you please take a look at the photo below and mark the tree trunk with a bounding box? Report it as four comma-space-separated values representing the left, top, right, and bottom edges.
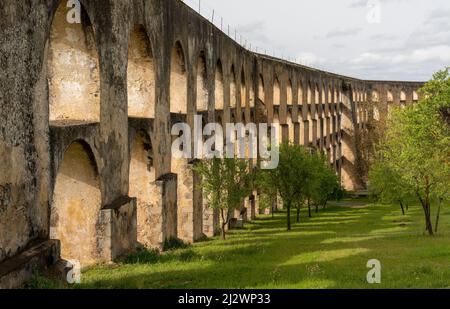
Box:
296, 207, 300, 223
220, 209, 227, 240
307, 198, 312, 218
424, 180, 433, 236
424, 203, 433, 236
416, 179, 434, 236
434, 199, 442, 234
287, 201, 291, 231
315, 204, 318, 213
220, 224, 226, 240
399, 201, 405, 215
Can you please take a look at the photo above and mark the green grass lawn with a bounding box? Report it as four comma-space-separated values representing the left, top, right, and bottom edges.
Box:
33, 200, 450, 289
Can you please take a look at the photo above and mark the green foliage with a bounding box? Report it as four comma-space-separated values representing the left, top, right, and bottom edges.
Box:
194, 157, 253, 239
163, 237, 190, 251
370, 68, 450, 234
258, 142, 342, 229
77, 202, 450, 289
307, 152, 341, 208
121, 248, 160, 264
369, 160, 415, 206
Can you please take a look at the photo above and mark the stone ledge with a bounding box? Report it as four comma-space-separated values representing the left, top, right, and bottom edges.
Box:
0, 240, 60, 289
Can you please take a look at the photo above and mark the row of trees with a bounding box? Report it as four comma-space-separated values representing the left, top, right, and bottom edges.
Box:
195, 142, 342, 239
257, 143, 341, 231
369, 68, 450, 235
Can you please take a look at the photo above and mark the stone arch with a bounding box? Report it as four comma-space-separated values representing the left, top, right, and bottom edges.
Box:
215, 59, 224, 110
372, 90, 380, 102
314, 83, 320, 105
196, 51, 208, 112
413, 90, 419, 102
273, 76, 281, 106
230, 65, 237, 110
387, 90, 394, 102
170, 41, 187, 114
129, 130, 159, 247
400, 90, 406, 102
249, 74, 255, 109
273, 109, 282, 145
48, 1, 100, 122
298, 80, 304, 106
258, 74, 265, 109
240, 68, 246, 109
287, 109, 294, 143
287, 79, 293, 105
127, 24, 155, 118
50, 140, 101, 266
307, 82, 312, 104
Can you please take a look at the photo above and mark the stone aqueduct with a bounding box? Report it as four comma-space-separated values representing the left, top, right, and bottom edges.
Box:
0, 0, 423, 287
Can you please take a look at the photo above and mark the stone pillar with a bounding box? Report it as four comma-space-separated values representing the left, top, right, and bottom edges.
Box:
98, 197, 137, 261
303, 120, 309, 146
174, 158, 195, 243
203, 196, 219, 237
192, 165, 204, 241
281, 123, 289, 144
294, 122, 300, 145
159, 173, 178, 244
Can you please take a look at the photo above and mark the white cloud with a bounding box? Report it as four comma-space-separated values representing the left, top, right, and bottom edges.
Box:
296, 52, 325, 67
352, 45, 450, 66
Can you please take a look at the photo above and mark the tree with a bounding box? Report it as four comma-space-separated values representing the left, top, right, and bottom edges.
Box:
258, 142, 314, 231
309, 155, 342, 214
369, 160, 415, 215
194, 157, 253, 240
371, 68, 450, 235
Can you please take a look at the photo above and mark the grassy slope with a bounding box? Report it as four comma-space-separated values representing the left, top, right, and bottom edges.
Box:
54, 201, 450, 288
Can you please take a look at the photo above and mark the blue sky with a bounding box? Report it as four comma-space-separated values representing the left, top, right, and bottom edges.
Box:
184, 0, 450, 81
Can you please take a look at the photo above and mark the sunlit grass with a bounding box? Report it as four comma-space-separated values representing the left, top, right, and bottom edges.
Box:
29, 200, 450, 289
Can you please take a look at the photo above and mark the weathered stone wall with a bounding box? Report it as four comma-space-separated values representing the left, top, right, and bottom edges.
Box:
0, 0, 424, 286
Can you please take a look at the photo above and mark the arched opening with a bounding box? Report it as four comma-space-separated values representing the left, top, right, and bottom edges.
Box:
230, 65, 237, 112
287, 79, 293, 106
129, 130, 158, 247
196, 52, 208, 112
50, 141, 101, 266
48, 1, 100, 122
373, 106, 380, 121
400, 90, 406, 108
258, 74, 265, 105
314, 84, 320, 104
328, 86, 332, 104
287, 110, 294, 143
249, 77, 255, 109
170, 41, 187, 114
215, 60, 224, 110
273, 110, 282, 145
127, 25, 155, 118
387, 90, 394, 102
273, 76, 281, 106
372, 90, 380, 103
307, 84, 312, 104
400, 90, 406, 102
298, 81, 304, 106
413, 90, 419, 102
240, 69, 246, 109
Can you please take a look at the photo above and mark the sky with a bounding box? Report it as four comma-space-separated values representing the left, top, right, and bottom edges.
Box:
183, 0, 450, 81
